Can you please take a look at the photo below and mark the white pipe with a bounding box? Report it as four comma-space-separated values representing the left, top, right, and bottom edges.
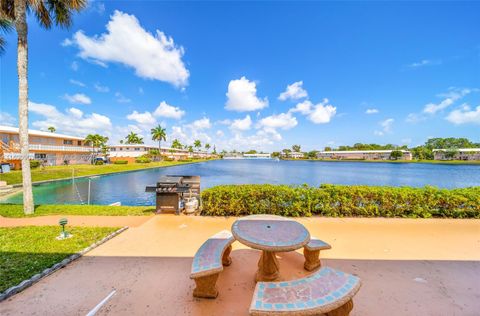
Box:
85, 290, 116, 316
87, 179, 91, 205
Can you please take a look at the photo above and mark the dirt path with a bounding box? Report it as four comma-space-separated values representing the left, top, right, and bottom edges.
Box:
0, 215, 153, 227
1, 216, 479, 315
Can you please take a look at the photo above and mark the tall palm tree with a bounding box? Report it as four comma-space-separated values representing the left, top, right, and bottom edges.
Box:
1, 0, 86, 214
150, 125, 166, 153
85, 134, 108, 163
171, 139, 182, 149
194, 140, 201, 151
47, 126, 56, 133
125, 132, 144, 144
205, 143, 211, 153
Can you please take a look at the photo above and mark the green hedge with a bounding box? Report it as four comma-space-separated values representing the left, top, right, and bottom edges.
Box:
30, 160, 40, 169
113, 160, 128, 164
135, 157, 151, 163
200, 184, 480, 218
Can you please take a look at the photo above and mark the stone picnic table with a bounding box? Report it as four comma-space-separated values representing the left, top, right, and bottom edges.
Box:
231, 215, 310, 282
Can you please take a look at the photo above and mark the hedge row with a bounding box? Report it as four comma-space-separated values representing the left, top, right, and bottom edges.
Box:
200, 184, 480, 218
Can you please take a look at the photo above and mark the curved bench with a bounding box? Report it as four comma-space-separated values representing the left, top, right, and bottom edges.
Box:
190, 230, 235, 298
304, 238, 331, 271
249, 267, 361, 316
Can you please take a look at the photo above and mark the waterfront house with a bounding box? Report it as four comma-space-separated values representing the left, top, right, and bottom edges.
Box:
316, 150, 413, 160
243, 153, 272, 159
0, 125, 94, 169
433, 148, 480, 161
281, 151, 305, 159
108, 145, 191, 162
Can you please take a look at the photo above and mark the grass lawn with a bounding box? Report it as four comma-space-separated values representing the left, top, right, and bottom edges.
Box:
0, 226, 119, 293
0, 204, 155, 218
0, 159, 210, 185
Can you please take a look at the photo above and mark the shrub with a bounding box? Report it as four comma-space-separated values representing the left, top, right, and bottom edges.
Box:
95, 160, 104, 165
30, 160, 40, 169
113, 160, 128, 165
200, 184, 480, 218
163, 157, 174, 162
135, 157, 151, 163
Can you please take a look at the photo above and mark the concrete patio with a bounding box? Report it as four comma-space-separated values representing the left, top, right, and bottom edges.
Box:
1, 216, 479, 315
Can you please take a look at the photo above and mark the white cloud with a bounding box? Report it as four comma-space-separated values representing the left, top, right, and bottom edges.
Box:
216, 130, 224, 137
115, 92, 131, 103
407, 59, 441, 68
230, 115, 252, 131
29, 101, 111, 136
225, 76, 268, 112
289, 99, 336, 124
423, 88, 472, 114
69, 79, 85, 87
191, 117, 211, 130
278, 81, 308, 101
153, 101, 185, 119
71, 61, 79, 71
64, 93, 91, 105
94, 83, 109, 93
126, 110, 157, 128
308, 102, 337, 124
405, 113, 426, 123
365, 108, 379, 114
0, 111, 16, 126
375, 118, 394, 136
290, 100, 313, 115
66, 10, 189, 87
258, 112, 297, 130
446, 104, 480, 125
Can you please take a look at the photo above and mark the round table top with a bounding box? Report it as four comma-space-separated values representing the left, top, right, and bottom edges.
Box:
231, 215, 310, 252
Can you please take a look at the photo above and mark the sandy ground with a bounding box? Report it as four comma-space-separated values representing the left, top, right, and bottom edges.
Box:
1, 215, 479, 315
0, 215, 153, 228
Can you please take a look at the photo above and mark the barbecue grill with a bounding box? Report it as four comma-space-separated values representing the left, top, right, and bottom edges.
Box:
145, 175, 200, 214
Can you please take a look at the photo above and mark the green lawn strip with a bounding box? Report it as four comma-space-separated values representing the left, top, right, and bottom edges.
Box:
0, 204, 155, 218
0, 226, 119, 293
0, 159, 210, 185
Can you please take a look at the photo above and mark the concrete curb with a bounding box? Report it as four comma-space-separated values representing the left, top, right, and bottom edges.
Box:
0, 226, 129, 302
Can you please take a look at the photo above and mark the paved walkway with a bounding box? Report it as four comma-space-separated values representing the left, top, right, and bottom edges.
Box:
1, 216, 479, 315
0, 215, 153, 228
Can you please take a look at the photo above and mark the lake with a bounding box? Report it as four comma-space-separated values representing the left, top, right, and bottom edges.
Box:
3, 159, 480, 205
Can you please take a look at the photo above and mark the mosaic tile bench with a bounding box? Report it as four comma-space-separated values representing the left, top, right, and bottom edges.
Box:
303, 238, 332, 271
190, 230, 235, 298
249, 267, 361, 316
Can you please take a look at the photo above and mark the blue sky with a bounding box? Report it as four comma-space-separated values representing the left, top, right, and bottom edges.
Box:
1, 1, 479, 151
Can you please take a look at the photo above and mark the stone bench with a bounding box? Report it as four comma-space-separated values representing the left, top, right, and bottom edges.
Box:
304, 238, 331, 271
249, 267, 361, 316
190, 230, 235, 298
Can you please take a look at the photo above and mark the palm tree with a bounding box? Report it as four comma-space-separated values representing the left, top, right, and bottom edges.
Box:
205, 143, 211, 152
150, 125, 166, 154
171, 139, 182, 149
47, 126, 56, 133
0, 17, 12, 53
125, 132, 144, 144
85, 134, 108, 163
1, 0, 86, 214
292, 144, 301, 152
194, 140, 201, 151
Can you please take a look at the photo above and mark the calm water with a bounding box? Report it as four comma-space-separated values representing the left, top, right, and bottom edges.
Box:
3, 160, 480, 205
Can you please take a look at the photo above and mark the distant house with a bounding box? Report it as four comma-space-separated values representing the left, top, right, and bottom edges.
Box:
243, 153, 271, 159
433, 148, 480, 161
316, 150, 412, 160
1, 125, 93, 169
280, 151, 304, 159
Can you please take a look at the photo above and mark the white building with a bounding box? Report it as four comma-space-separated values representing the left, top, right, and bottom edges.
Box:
433, 148, 480, 161
243, 153, 272, 159
108, 145, 190, 162
317, 150, 413, 160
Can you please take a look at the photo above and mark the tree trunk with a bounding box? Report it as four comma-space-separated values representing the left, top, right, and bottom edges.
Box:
15, 0, 34, 214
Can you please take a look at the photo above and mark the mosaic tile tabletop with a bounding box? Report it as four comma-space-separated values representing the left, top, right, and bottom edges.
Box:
232, 218, 310, 251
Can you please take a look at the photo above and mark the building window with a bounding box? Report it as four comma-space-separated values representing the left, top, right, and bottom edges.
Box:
35, 153, 47, 159
63, 140, 73, 145
119, 148, 123, 151
77, 140, 82, 146
134, 148, 140, 151
110, 148, 116, 151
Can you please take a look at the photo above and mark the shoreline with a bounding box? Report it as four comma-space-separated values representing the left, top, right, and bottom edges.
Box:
279, 158, 480, 165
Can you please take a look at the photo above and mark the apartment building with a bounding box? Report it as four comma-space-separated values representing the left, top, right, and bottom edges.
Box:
0, 125, 94, 169
433, 148, 480, 161
316, 150, 413, 160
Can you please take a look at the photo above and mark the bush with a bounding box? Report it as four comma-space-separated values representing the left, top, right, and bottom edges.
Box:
163, 157, 174, 162
135, 157, 151, 163
113, 160, 128, 165
30, 160, 40, 169
200, 184, 480, 218
95, 160, 104, 165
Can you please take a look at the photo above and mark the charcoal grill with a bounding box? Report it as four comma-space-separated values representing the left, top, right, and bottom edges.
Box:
145, 175, 200, 214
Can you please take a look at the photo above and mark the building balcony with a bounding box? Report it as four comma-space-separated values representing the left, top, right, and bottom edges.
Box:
28, 144, 94, 152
